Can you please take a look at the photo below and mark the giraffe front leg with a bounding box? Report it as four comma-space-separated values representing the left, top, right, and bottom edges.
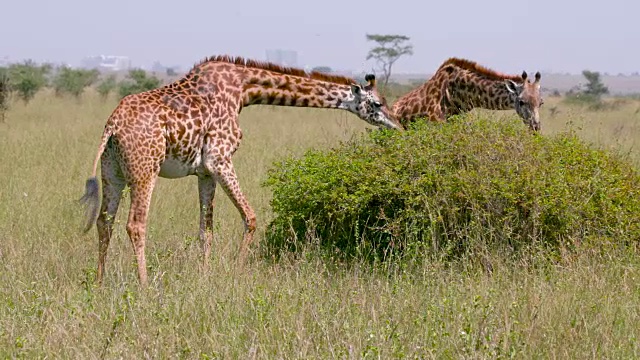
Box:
205, 158, 257, 265
197, 175, 217, 269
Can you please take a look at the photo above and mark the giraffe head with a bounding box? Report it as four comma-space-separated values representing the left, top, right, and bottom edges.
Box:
347, 74, 403, 130
505, 71, 543, 131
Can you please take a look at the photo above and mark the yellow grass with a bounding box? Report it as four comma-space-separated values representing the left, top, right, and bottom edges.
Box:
1, 89, 639, 358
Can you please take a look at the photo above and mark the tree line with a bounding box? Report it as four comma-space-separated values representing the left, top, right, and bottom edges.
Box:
0, 61, 162, 103
0, 33, 613, 122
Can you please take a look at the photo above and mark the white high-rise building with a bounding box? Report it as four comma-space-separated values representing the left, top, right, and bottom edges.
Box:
81, 55, 132, 71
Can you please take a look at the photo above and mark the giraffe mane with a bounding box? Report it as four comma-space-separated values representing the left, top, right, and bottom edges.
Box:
437, 57, 524, 82
193, 55, 358, 86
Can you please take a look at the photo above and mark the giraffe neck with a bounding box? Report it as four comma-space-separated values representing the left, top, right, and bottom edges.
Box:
240, 73, 353, 109
451, 77, 516, 111
390, 74, 450, 123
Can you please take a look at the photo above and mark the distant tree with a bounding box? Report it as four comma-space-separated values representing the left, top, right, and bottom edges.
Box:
410, 78, 426, 87
52, 67, 100, 98
365, 34, 413, 87
311, 66, 332, 74
97, 74, 117, 100
166, 67, 177, 76
7, 60, 51, 103
118, 69, 161, 98
582, 70, 609, 98
0, 67, 9, 122
151, 61, 167, 73
564, 70, 613, 110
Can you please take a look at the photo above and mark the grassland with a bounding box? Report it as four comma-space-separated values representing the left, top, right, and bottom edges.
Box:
1, 89, 640, 358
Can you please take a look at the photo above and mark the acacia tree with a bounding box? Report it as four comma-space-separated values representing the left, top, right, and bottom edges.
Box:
365, 34, 413, 87
582, 70, 609, 98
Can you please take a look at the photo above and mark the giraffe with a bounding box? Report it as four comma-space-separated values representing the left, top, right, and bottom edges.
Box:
392, 57, 544, 131
80, 55, 403, 286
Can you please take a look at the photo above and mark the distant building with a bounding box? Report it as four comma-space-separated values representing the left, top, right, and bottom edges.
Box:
80, 55, 131, 71
150, 61, 181, 75
265, 49, 298, 67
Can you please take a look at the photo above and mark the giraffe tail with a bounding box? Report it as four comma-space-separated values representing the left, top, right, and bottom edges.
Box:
80, 177, 100, 233
80, 124, 113, 233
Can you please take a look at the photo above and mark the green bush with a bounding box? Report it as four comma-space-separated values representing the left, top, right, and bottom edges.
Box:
562, 93, 616, 111
118, 69, 161, 98
263, 115, 640, 261
97, 74, 117, 99
7, 60, 51, 103
562, 70, 613, 111
52, 67, 99, 98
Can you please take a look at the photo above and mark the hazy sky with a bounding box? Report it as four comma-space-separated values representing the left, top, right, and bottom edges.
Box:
1, 0, 637, 75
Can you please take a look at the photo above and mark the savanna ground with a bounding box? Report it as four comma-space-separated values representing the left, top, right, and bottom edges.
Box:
1, 89, 640, 359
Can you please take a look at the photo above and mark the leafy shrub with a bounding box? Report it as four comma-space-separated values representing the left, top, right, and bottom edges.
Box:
7, 60, 51, 103
97, 74, 117, 99
263, 115, 640, 261
563, 93, 609, 111
52, 67, 100, 98
563, 94, 623, 111
118, 69, 161, 98
0, 67, 9, 122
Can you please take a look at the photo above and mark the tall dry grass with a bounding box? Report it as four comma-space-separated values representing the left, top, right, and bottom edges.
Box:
0, 89, 639, 358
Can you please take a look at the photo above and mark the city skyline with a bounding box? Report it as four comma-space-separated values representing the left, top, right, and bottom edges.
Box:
2, 48, 639, 78
0, 0, 637, 77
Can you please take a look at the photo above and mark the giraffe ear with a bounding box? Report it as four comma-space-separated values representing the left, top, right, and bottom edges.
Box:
534, 71, 541, 83
350, 84, 362, 96
505, 80, 521, 94
521, 71, 528, 82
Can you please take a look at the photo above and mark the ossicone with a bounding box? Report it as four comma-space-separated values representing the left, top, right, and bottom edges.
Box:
534, 71, 541, 83
365, 74, 376, 87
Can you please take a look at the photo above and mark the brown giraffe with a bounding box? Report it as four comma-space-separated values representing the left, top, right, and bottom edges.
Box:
80, 55, 403, 286
392, 57, 543, 131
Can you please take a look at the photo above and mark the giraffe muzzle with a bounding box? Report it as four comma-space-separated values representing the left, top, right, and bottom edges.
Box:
530, 120, 540, 132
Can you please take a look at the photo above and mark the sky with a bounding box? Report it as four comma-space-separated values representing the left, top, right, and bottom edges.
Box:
1, 0, 637, 75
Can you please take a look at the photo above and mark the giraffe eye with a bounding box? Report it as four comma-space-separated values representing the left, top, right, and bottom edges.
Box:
373, 101, 382, 108
518, 99, 526, 107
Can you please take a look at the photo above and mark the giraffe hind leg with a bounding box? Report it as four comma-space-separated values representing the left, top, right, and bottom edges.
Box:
125, 176, 158, 286
96, 157, 126, 285
197, 175, 217, 268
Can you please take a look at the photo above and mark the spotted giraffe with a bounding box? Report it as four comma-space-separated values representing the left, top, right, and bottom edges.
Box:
80, 55, 403, 286
392, 57, 543, 131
